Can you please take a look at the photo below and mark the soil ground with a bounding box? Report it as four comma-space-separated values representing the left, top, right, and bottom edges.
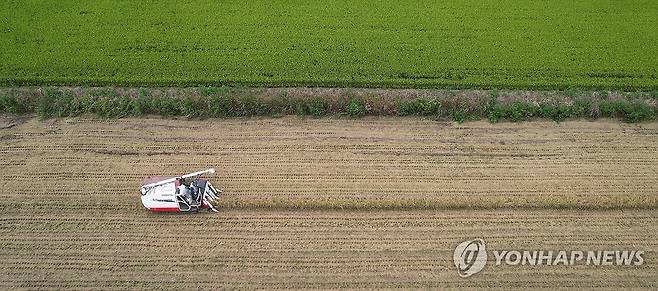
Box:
0, 116, 656, 289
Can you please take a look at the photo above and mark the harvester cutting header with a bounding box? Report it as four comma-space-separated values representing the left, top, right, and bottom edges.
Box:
140, 168, 222, 213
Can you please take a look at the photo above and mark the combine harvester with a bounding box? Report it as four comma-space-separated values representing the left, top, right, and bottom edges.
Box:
140, 168, 222, 213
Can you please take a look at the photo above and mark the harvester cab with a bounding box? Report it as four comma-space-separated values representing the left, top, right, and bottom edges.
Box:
140, 168, 222, 213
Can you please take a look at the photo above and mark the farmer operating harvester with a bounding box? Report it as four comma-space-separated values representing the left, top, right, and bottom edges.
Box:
140, 168, 222, 213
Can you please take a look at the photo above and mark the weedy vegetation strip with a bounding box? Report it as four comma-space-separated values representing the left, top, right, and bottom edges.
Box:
1, 0, 657, 90
1, 87, 657, 123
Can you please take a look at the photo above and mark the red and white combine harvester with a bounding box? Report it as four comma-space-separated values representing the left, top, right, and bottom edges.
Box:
140, 168, 222, 213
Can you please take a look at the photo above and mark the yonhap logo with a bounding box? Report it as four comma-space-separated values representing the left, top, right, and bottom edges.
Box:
453, 239, 487, 277
452, 239, 645, 278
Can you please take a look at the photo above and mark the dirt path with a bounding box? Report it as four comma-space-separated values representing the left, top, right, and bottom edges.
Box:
0, 117, 657, 288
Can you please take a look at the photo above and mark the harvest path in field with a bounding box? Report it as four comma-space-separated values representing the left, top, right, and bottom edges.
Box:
0, 117, 656, 210
1, 209, 656, 289
0, 117, 657, 288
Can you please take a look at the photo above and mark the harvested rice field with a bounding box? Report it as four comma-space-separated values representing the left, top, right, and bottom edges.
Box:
0, 116, 657, 289
1, 210, 656, 289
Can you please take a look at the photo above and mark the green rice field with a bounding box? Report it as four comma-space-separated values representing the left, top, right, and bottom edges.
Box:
1, 0, 657, 89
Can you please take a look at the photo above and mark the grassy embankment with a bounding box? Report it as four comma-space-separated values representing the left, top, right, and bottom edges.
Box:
1, 87, 656, 122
